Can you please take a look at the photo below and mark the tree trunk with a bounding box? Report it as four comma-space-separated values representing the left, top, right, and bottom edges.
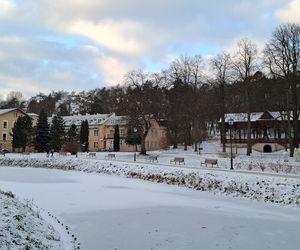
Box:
220, 82, 226, 152
173, 130, 178, 148
246, 87, 252, 156
194, 142, 198, 152
140, 136, 146, 155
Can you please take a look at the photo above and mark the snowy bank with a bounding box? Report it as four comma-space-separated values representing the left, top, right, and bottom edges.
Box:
1, 157, 300, 208
0, 190, 65, 250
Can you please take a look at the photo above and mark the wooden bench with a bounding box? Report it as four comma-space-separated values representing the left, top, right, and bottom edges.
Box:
59, 152, 67, 157
88, 152, 96, 158
146, 155, 158, 163
201, 158, 218, 168
170, 157, 185, 165
105, 153, 116, 160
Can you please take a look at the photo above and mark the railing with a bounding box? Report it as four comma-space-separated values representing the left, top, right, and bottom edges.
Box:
222, 138, 288, 145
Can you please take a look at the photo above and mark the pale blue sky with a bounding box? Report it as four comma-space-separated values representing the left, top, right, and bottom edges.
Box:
0, 0, 299, 99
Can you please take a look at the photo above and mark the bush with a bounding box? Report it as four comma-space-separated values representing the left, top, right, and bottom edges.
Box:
61, 142, 81, 154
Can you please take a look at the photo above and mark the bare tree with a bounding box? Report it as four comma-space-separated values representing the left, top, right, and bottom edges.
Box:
122, 70, 166, 154
264, 23, 300, 156
167, 55, 204, 150
233, 38, 259, 156
210, 51, 232, 152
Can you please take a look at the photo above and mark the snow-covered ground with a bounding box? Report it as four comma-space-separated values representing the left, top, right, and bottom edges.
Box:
3, 139, 300, 175
0, 190, 72, 250
1, 139, 300, 249
1, 154, 300, 207
0, 167, 300, 250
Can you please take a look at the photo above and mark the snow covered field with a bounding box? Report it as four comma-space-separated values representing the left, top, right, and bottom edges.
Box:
1, 140, 300, 249
2, 139, 300, 175
0, 167, 300, 250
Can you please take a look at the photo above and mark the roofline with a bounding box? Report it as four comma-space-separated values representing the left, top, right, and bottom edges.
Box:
0, 108, 28, 117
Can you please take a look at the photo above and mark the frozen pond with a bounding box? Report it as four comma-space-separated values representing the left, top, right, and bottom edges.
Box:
0, 167, 300, 250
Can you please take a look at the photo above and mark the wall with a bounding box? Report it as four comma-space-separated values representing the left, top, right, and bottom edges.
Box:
0, 110, 26, 151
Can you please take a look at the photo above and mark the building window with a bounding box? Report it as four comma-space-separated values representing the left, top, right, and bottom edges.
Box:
94, 130, 99, 136
94, 142, 98, 148
2, 133, 7, 142
3, 121, 8, 129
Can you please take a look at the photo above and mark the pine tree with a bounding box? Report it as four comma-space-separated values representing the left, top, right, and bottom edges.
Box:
113, 125, 120, 152
49, 115, 65, 151
67, 124, 77, 143
125, 127, 141, 146
80, 120, 89, 152
12, 115, 32, 152
35, 110, 50, 152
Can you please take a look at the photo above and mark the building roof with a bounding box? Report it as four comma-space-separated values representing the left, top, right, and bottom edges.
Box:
223, 111, 287, 123
104, 115, 128, 126
0, 108, 27, 116
27, 113, 39, 117
54, 113, 114, 127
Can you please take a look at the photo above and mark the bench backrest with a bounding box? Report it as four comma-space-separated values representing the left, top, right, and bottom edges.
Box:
174, 157, 184, 161
205, 159, 217, 164
108, 153, 115, 157
89, 152, 96, 156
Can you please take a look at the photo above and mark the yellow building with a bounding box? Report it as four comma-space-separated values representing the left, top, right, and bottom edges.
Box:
59, 112, 168, 152
89, 114, 168, 152
0, 108, 28, 151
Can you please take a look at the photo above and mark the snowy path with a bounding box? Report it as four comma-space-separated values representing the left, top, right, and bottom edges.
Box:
0, 167, 300, 250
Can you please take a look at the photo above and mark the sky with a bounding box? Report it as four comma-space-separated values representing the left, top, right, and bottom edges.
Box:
0, 0, 300, 99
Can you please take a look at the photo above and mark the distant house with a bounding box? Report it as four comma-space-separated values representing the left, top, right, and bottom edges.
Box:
0, 108, 29, 151
221, 111, 295, 152
58, 113, 168, 152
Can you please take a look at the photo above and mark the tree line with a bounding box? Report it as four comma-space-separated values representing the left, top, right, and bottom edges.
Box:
7, 23, 300, 156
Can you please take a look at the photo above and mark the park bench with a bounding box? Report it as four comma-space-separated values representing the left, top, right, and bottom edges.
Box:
59, 152, 67, 157
22, 152, 30, 156
201, 158, 218, 168
0, 151, 5, 157
170, 157, 185, 165
105, 153, 116, 160
88, 152, 96, 158
146, 155, 158, 163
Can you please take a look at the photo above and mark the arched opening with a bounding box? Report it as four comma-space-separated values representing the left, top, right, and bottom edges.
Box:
263, 144, 272, 153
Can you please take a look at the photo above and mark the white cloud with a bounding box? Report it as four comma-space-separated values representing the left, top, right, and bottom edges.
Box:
97, 56, 134, 86
0, 0, 15, 16
69, 19, 145, 55
276, 0, 300, 23
0, 0, 291, 98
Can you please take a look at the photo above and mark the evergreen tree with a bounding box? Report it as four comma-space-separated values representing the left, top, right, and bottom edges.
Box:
79, 120, 89, 152
12, 115, 33, 152
67, 124, 77, 143
113, 125, 120, 152
125, 127, 141, 147
35, 110, 50, 152
49, 115, 65, 151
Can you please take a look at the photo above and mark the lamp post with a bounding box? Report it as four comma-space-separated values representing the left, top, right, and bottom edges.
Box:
228, 118, 234, 170
133, 128, 137, 162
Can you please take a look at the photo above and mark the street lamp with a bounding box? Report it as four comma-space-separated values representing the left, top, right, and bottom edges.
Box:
133, 128, 137, 162
228, 118, 234, 170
